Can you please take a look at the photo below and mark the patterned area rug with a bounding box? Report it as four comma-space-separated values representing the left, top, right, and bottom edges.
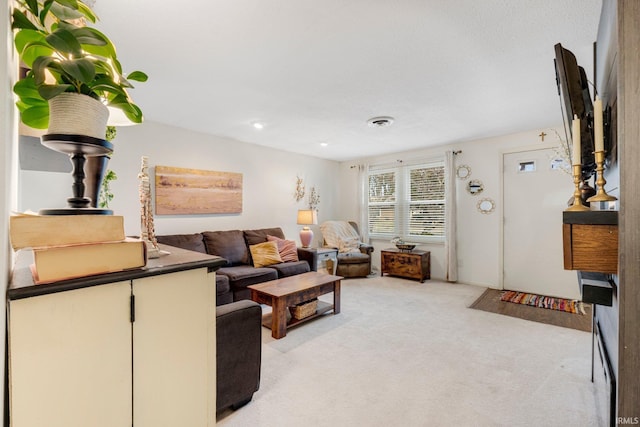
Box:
500, 291, 586, 314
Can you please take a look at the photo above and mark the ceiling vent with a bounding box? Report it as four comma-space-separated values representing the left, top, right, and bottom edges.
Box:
367, 116, 394, 128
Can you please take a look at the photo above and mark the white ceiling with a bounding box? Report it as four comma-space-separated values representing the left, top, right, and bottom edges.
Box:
93, 0, 602, 162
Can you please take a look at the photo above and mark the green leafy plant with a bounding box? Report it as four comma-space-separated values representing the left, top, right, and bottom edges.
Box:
11, 0, 148, 129
105, 124, 117, 141
99, 169, 117, 209
97, 125, 118, 208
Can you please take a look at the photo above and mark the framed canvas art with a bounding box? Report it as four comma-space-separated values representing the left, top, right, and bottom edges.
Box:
155, 165, 243, 214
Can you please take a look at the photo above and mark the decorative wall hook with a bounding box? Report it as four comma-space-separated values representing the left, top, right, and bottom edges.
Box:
294, 175, 306, 202
308, 186, 320, 210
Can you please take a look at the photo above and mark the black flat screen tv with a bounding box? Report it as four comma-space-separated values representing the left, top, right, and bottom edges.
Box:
554, 43, 595, 179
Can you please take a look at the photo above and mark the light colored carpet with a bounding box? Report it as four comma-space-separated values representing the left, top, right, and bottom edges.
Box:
217, 276, 603, 427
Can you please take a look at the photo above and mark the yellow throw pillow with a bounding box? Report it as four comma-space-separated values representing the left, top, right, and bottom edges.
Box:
250, 241, 283, 268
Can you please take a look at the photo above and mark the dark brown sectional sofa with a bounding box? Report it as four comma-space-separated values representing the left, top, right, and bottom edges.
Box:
156, 226, 316, 412
156, 227, 314, 305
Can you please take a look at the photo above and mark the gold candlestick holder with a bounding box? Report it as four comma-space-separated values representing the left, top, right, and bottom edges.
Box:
587, 150, 617, 202
566, 164, 590, 211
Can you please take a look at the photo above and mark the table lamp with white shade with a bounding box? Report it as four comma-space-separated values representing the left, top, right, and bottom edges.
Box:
297, 209, 318, 248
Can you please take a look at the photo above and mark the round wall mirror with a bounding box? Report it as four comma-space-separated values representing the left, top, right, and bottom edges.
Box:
477, 198, 495, 214
467, 179, 484, 195
456, 165, 471, 180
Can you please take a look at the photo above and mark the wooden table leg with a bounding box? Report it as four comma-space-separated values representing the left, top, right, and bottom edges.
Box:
333, 280, 341, 314
272, 297, 288, 339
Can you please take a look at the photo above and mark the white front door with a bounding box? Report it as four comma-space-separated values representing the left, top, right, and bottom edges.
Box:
502, 148, 579, 299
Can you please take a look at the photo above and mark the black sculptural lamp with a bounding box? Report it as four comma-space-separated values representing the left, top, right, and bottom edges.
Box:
39, 134, 114, 215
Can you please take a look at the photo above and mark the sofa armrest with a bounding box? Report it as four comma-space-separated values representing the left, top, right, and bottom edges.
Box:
216, 300, 262, 411
297, 247, 318, 272
359, 244, 374, 255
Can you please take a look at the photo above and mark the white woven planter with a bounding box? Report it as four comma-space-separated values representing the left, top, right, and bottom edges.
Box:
47, 93, 109, 139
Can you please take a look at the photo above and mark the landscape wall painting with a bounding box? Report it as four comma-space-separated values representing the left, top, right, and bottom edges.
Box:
155, 165, 243, 215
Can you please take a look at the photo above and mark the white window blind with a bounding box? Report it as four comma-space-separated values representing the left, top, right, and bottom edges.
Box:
368, 169, 396, 235
367, 160, 445, 242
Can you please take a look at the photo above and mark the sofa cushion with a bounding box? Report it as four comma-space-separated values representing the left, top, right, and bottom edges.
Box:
249, 241, 283, 268
218, 265, 278, 289
216, 274, 233, 306
271, 261, 310, 278
156, 233, 206, 253
203, 230, 249, 266
267, 235, 299, 262
244, 227, 285, 246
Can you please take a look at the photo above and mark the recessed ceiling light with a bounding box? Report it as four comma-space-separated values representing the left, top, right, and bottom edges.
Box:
252, 122, 265, 130
367, 116, 394, 127
320, 142, 328, 147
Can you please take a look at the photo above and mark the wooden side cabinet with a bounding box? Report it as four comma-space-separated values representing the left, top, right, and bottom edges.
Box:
8, 281, 133, 427
562, 211, 618, 274
381, 249, 430, 282
7, 245, 224, 427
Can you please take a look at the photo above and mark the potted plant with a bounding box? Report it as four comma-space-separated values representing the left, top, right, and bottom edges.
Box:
84, 125, 116, 209
11, 0, 147, 138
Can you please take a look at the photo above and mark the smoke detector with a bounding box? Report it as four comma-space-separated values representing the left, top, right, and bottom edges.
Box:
367, 116, 395, 127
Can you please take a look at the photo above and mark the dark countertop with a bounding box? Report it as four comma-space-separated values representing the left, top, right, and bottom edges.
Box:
8, 243, 226, 300
562, 210, 618, 225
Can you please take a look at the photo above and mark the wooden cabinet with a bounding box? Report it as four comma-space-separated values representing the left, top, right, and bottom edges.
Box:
7, 245, 224, 427
132, 268, 216, 427
562, 211, 618, 274
381, 249, 430, 282
8, 281, 133, 427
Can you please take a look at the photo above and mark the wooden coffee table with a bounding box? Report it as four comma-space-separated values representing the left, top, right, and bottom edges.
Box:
247, 271, 342, 339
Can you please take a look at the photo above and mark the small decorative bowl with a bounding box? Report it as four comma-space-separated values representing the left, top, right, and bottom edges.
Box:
395, 243, 416, 252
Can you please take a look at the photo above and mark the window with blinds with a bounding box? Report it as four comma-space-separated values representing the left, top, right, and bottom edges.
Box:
368, 160, 445, 242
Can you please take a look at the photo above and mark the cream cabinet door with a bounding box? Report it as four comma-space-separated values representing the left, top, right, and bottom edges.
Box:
132, 268, 216, 427
8, 281, 132, 427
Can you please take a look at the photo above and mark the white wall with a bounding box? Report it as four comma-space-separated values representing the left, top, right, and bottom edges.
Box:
337, 127, 565, 287
2, 0, 18, 421
20, 121, 341, 248
19, 123, 565, 288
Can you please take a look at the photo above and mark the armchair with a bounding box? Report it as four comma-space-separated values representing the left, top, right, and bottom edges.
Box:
320, 221, 374, 278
